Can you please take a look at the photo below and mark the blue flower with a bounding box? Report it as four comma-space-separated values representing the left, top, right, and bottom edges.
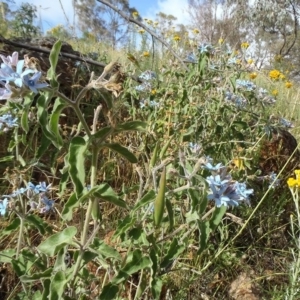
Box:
22, 72, 48, 93
268, 172, 280, 189
0, 60, 32, 87
207, 182, 242, 207
234, 182, 253, 204
185, 53, 197, 63
203, 162, 224, 172
139, 70, 156, 81
206, 175, 229, 187
10, 187, 28, 197
189, 142, 201, 153
40, 196, 54, 213
280, 118, 294, 128
227, 57, 238, 64
0, 198, 8, 216
27, 181, 51, 194
0, 113, 18, 131
135, 82, 152, 92
236, 79, 256, 91
198, 43, 214, 54
0, 82, 12, 100
0, 52, 19, 67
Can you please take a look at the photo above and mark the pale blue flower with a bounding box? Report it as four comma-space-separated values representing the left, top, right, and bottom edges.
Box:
236, 79, 256, 91
189, 142, 201, 153
139, 70, 156, 81
268, 172, 280, 189
234, 182, 253, 204
0, 60, 32, 87
0, 82, 12, 100
203, 162, 224, 172
280, 118, 294, 128
185, 53, 197, 63
0, 113, 18, 131
0, 52, 19, 67
0, 198, 8, 216
198, 43, 214, 54
206, 175, 229, 187
23, 72, 48, 93
207, 182, 242, 207
28, 181, 51, 194
40, 196, 54, 213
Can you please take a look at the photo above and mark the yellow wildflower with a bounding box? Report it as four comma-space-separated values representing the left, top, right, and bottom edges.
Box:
285, 81, 293, 88
218, 38, 224, 44
143, 51, 150, 57
138, 29, 145, 34
154, 21, 159, 26
151, 89, 157, 95
241, 42, 250, 49
147, 19, 153, 25
247, 58, 254, 64
269, 69, 281, 80
272, 89, 278, 96
249, 72, 257, 79
287, 177, 297, 188
173, 35, 181, 41
132, 11, 139, 17
279, 74, 286, 80
193, 29, 200, 34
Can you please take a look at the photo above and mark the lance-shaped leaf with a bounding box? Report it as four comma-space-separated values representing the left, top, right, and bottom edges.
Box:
160, 238, 185, 269
20, 268, 53, 283
133, 190, 156, 212
115, 121, 147, 132
104, 143, 138, 163
61, 193, 79, 221
68, 136, 87, 197
49, 270, 68, 300
154, 167, 166, 227
47, 40, 62, 82
38, 226, 77, 256
210, 205, 226, 231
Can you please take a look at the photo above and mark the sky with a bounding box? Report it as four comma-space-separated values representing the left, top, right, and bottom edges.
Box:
12, 0, 190, 33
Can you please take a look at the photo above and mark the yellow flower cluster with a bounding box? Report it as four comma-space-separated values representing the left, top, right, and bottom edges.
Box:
287, 170, 300, 188
285, 81, 293, 88
173, 35, 181, 41
249, 72, 257, 79
269, 69, 281, 80
138, 29, 145, 34
193, 29, 200, 34
143, 51, 150, 57
241, 42, 250, 49
132, 11, 139, 17
272, 89, 278, 96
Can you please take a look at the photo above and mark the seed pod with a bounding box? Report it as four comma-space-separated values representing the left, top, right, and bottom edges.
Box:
154, 167, 166, 227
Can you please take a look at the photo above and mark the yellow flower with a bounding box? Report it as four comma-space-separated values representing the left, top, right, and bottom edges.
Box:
151, 89, 156, 95
143, 51, 150, 57
269, 69, 281, 80
241, 42, 250, 49
247, 58, 254, 64
154, 21, 159, 26
236, 59, 241, 64
218, 38, 224, 44
272, 89, 278, 96
138, 29, 145, 34
173, 35, 181, 41
279, 74, 286, 80
193, 29, 200, 34
295, 170, 300, 179
147, 19, 153, 25
249, 72, 257, 79
287, 177, 297, 188
274, 54, 282, 62
285, 81, 293, 88
132, 11, 139, 17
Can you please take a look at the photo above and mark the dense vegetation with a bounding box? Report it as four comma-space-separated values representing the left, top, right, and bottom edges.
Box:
1, 1, 300, 299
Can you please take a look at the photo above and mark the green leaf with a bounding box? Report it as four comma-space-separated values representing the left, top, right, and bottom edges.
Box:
165, 198, 174, 230
92, 126, 113, 140
197, 220, 210, 254
104, 143, 137, 163
0, 155, 14, 162
36, 133, 52, 160
0, 218, 20, 237
133, 190, 156, 212
49, 97, 66, 148
82, 251, 98, 264
20, 268, 53, 283
47, 40, 62, 80
151, 278, 163, 300
26, 214, 52, 235
49, 270, 68, 300
210, 205, 226, 231
38, 226, 77, 256
0, 249, 15, 263
160, 238, 185, 269
99, 284, 119, 300
61, 193, 79, 221
154, 167, 166, 227
114, 215, 137, 237
115, 121, 147, 132
92, 238, 121, 260
68, 136, 87, 197
111, 250, 151, 285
